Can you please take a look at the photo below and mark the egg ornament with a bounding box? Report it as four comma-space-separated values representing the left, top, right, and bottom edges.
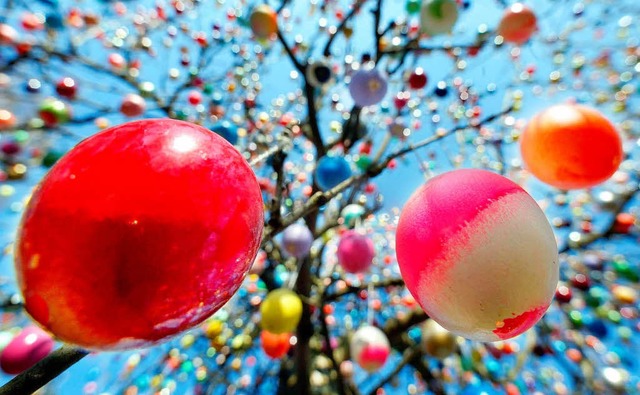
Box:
120, 93, 146, 117
261, 330, 291, 359
340, 204, 366, 228
38, 98, 71, 127
315, 155, 352, 191
396, 169, 558, 341
260, 289, 303, 334
211, 121, 239, 145
337, 230, 375, 274
350, 326, 390, 372
250, 4, 278, 40
0, 109, 17, 130
281, 223, 314, 259
0, 326, 54, 374
497, 3, 537, 44
407, 67, 428, 90
55, 77, 78, 100
422, 319, 458, 359
520, 104, 623, 190
349, 62, 388, 108
420, 0, 459, 36
14, 118, 264, 350
306, 60, 333, 88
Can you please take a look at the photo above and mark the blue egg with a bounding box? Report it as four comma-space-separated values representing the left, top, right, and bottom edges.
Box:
211, 121, 238, 145
45, 12, 64, 30
315, 155, 352, 191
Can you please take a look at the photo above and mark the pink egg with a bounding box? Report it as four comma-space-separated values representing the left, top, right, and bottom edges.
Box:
0, 325, 55, 374
396, 169, 558, 341
350, 325, 390, 372
120, 93, 146, 117
337, 230, 375, 274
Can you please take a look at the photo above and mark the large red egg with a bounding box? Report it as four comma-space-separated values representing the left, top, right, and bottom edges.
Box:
520, 104, 623, 190
396, 169, 558, 342
497, 3, 537, 44
15, 119, 264, 350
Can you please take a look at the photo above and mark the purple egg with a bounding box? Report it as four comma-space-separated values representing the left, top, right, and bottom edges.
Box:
349, 63, 388, 107
282, 223, 314, 259
0, 325, 55, 374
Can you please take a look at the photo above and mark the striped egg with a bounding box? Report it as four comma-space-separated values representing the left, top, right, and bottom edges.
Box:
396, 169, 558, 341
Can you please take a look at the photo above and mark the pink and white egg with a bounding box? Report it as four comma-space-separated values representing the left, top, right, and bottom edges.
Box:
349, 325, 390, 372
396, 169, 558, 342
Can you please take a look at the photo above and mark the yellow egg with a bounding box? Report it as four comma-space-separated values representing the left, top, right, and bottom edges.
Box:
260, 288, 303, 334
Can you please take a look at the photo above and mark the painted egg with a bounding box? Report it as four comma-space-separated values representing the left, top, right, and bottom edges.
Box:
261, 330, 291, 359
350, 325, 390, 372
422, 319, 458, 359
306, 60, 333, 88
0, 24, 18, 45
250, 4, 278, 40
15, 119, 264, 350
349, 63, 388, 108
407, 67, 428, 90
0, 109, 17, 130
497, 3, 537, 44
420, 0, 459, 36
211, 121, 238, 145
0, 326, 54, 374
282, 223, 314, 259
315, 155, 352, 191
337, 230, 375, 274
260, 289, 303, 334
396, 169, 558, 341
38, 98, 71, 127
56, 77, 78, 99
340, 204, 366, 228
120, 93, 146, 117
520, 104, 623, 190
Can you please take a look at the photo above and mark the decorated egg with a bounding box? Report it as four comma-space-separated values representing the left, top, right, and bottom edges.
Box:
422, 319, 458, 359
120, 93, 146, 117
520, 104, 623, 190
420, 0, 459, 36
315, 155, 352, 191
349, 63, 388, 108
306, 60, 333, 88
396, 169, 558, 341
0, 109, 17, 130
497, 3, 537, 44
38, 98, 71, 127
250, 4, 278, 40
340, 204, 366, 228
0, 326, 54, 374
211, 121, 238, 145
260, 288, 303, 334
282, 223, 314, 259
261, 330, 291, 359
55, 77, 78, 99
337, 230, 375, 274
350, 325, 390, 372
15, 119, 264, 350
407, 67, 428, 90
0, 24, 18, 45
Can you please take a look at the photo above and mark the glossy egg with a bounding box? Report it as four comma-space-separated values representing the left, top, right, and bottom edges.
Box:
260, 289, 303, 334
337, 230, 375, 274
350, 325, 390, 372
497, 3, 537, 44
250, 5, 278, 40
0, 326, 54, 374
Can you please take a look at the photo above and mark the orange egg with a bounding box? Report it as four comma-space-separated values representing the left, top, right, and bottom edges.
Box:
250, 5, 278, 40
497, 3, 537, 44
520, 104, 623, 190
260, 330, 290, 359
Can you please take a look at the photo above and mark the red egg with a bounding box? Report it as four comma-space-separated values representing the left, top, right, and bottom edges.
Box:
56, 77, 78, 99
261, 330, 291, 359
120, 93, 146, 117
0, 326, 54, 374
0, 24, 18, 45
520, 104, 623, 190
497, 3, 537, 44
407, 67, 428, 90
15, 119, 264, 350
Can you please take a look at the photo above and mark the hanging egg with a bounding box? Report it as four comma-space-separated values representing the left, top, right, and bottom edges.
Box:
282, 223, 314, 259
422, 319, 458, 358
407, 67, 428, 90
349, 62, 388, 108
315, 155, 352, 191
0, 326, 54, 374
340, 204, 366, 228
38, 98, 71, 127
337, 230, 375, 274
250, 5, 278, 40
260, 289, 303, 334
56, 77, 78, 99
261, 330, 291, 359
420, 0, 459, 36
497, 3, 537, 44
520, 104, 623, 190
306, 60, 333, 88
396, 169, 558, 341
120, 93, 147, 117
211, 121, 238, 145
15, 119, 264, 350
0, 109, 17, 130
350, 325, 390, 372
